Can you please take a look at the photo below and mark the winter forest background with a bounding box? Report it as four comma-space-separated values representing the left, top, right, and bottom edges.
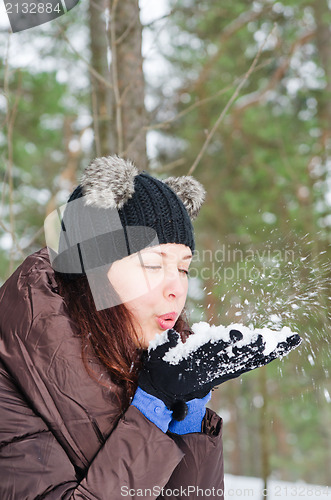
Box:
0, 0, 330, 491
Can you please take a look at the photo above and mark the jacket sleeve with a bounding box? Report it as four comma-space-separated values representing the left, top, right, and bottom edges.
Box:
0, 253, 185, 500
0, 362, 184, 500
0, 363, 223, 500
160, 408, 224, 499
0, 251, 224, 499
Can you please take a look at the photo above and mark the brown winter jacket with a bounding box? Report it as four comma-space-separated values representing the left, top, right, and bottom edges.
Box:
0, 247, 224, 499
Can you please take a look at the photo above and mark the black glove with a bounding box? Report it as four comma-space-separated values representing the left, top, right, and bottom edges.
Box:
138, 329, 211, 420
138, 326, 302, 420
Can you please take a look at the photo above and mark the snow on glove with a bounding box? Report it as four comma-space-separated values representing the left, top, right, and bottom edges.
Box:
162, 322, 303, 397
138, 323, 302, 421
138, 329, 211, 421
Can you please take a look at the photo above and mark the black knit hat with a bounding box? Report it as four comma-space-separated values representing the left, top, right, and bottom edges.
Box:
49, 155, 205, 279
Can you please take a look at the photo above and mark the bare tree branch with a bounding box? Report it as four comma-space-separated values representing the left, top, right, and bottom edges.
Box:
187, 25, 278, 176
234, 30, 316, 115
142, 10, 174, 28
115, 10, 139, 45
121, 58, 272, 160
58, 26, 114, 91
150, 59, 273, 131
89, 0, 104, 13
185, 4, 274, 94
152, 157, 186, 174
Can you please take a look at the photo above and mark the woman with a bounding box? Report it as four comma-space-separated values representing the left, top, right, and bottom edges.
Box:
0, 155, 300, 499
0, 156, 224, 499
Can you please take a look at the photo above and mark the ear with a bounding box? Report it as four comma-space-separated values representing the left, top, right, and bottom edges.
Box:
162, 176, 206, 220
80, 155, 139, 209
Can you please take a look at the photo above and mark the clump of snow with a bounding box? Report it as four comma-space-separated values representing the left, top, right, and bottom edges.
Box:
162, 322, 298, 365
147, 330, 170, 351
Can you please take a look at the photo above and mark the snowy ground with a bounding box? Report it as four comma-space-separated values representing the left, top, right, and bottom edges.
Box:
224, 474, 330, 499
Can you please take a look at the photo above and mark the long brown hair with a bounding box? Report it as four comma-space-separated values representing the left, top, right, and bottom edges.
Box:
55, 270, 189, 414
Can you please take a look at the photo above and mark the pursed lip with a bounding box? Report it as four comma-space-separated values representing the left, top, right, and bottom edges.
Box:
156, 311, 178, 330
157, 311, 177, 321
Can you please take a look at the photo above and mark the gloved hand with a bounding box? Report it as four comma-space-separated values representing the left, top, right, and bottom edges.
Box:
138, 326, 302, 420
138, 329, 211, 421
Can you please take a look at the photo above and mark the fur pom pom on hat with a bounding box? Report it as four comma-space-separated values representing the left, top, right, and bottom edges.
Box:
80, 155, 139, 210
54, 155, 206, 278
162, 175, 206, 221
80, 155, 206, 220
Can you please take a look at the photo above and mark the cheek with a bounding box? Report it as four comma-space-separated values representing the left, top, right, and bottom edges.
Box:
180, 278, 189, 302
127, 290, 159, 318
109, 268, 163, 305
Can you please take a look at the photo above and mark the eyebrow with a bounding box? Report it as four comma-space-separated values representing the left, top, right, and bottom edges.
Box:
140, 250, 192, 260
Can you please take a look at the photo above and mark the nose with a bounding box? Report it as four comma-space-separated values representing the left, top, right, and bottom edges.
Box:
162, 268, 187, 299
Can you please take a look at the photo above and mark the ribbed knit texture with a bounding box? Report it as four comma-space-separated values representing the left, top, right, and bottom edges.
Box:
55, 171, 195, 278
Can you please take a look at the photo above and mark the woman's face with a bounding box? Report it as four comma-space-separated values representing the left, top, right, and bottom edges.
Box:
107, 243, 192, 349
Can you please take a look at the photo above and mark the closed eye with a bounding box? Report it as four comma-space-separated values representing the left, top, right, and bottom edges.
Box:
143, 266, 189, 276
